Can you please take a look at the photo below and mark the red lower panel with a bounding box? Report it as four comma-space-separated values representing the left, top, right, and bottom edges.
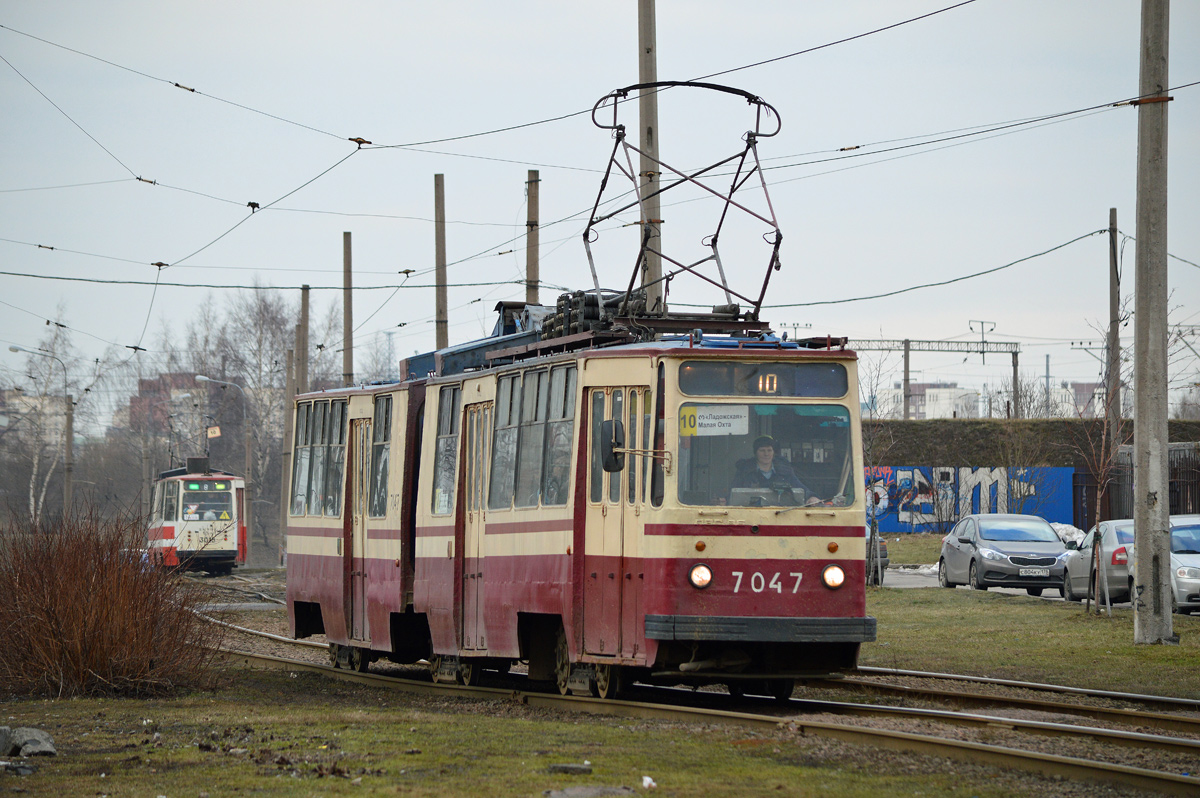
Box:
642, 557, 866, 619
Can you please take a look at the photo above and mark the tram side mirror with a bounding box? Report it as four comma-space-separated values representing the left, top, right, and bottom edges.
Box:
601, 419, 626, 472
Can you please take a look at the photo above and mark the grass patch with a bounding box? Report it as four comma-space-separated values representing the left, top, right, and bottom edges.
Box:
862, 585, 1200, 697
879, 531, 944, 565
2, 668, 1070, 797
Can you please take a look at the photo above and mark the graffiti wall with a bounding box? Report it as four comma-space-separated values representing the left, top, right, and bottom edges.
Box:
864, 466, 1074, 534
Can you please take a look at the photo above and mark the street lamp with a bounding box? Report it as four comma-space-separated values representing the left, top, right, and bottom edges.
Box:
9, 344, 73, 510
196, 375, 253, 559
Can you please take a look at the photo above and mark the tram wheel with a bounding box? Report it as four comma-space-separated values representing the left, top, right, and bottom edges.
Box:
458, 660, 475, 687
429, 655, 444, 683
591, 664, 622, 699
768, 678, 794, 703
554, 627, 571, 696
328, 643, 342, 669
726, 682, 746, 699
348, 647, 370, 673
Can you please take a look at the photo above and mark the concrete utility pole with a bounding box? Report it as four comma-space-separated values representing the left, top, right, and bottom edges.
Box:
526, 170, 540, 306
902, 340, 911, 420
342, 233, 354, 386
435, 174, 448, 349
298, 284, 310, 394
1132, 0, 1173, 645
638, 0, 663, 312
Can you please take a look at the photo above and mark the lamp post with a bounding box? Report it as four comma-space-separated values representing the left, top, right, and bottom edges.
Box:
9, 344, 72, 511
196, 375, 253, 560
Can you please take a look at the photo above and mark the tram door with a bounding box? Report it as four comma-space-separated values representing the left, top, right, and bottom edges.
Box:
348, 418, 371, 641
584, 386, 649, 658
461, 402, 492, 650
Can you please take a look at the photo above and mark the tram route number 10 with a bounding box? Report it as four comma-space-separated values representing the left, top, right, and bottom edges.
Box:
731, 571, 802, 593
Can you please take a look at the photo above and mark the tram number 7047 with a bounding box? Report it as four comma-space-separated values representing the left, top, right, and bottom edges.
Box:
731, 571, 803, 594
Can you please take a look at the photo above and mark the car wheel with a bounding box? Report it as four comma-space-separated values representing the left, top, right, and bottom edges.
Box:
969, 561, 987, 591
1063, 574, 1079, 602
938, 559, 955, 589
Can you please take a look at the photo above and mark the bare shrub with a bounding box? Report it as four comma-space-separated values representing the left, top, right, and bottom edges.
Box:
0, 506, 223, 697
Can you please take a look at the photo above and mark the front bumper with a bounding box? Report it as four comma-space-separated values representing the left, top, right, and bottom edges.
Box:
646, 615, 877, 643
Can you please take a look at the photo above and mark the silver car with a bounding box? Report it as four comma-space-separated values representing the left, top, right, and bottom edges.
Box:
1064, 515, 1200, 613
1168, 516, 1200, 614
1062, 520, 1134, 604
938, 514, 1067, 596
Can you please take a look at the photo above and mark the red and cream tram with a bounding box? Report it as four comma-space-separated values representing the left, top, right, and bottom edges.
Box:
147, 457, 247, 576
286, 318, 875, 697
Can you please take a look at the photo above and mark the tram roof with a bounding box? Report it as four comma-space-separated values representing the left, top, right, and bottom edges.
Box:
296, 330, 856, 401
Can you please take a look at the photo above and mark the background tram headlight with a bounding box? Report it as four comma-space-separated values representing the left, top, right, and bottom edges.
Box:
822, 564, 846, 589
689, 563, 713, 589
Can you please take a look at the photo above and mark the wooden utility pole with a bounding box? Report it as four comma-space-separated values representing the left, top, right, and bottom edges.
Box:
342, 233, 354, 386
526, 170, 540, 306
298, 284, 310, 394
1108, 208, 1122, 467
638, 0, 662, 312
435, 174, 448, 349
1011, 353, 1021, 419
279, 347, 294, 566
1132, 0, 1173, 645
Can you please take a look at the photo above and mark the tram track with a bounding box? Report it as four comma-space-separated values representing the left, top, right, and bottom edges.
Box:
219, 646, 1200, 797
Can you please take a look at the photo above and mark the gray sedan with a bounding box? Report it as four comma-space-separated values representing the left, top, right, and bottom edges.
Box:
938, 514, 1068, 596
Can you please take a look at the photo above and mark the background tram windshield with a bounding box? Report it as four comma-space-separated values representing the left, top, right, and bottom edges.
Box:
676, 403, 855, 508
181, 481, 234, 521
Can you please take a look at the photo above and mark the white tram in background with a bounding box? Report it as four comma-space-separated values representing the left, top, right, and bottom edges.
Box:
285, 305, 875, 697
147, 456, 246, 576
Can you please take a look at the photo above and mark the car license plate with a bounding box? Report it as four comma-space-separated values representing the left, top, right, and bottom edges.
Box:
1019, 567, 1049, 578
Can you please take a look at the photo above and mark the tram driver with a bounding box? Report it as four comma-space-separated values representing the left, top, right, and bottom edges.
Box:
728, 435, 817, 507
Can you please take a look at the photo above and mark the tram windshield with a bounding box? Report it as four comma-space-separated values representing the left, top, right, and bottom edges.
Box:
181, 481, 235, 521
676, 403, 855, 508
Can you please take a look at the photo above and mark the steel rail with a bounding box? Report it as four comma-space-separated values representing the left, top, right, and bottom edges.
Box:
219, 649, 1200, 797
857, 665, 1200, 711
211, 620, 1200, 741
820, 677, 1200, 735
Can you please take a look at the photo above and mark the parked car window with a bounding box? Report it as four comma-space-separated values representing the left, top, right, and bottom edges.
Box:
1112, 526, 1134, 545
978, 518, 1058, 542
1080, 530, 1094, 550
963, 519, 976, 540
1172, 525, 1200, 554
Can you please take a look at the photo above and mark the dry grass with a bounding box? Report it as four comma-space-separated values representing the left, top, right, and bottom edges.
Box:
0, 507, 223, 697
862, 586, 1200, 697
881, 531, 944, 564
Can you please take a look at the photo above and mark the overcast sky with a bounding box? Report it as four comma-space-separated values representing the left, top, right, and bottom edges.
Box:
2, 1, 1198, 422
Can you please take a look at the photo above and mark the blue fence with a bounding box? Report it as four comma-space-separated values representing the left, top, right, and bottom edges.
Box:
865, 466, 1075, 534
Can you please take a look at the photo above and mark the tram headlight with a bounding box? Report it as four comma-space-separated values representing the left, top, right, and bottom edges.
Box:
821, 564, 846, 589
689, 563, 713, 590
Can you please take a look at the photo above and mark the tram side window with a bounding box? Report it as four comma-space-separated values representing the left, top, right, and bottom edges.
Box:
488, 375, 521, 510
289, 399, 347, 517
541, 365, 577, 506
515, 370, 549, 507
306, 401, 329, 516
431, 386, 461, 515
163, 480, 179, 522
324, 400, 347, 517
369, 395, 391, 518
590, 391, 604, 503
290, 403, 311, 515
152, 483, 163, 522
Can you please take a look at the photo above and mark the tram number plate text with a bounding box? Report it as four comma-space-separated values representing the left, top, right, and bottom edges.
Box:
731, 571, 803, 594
1019, 568, 1049, 578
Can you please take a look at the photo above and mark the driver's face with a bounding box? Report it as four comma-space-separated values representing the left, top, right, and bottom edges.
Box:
755, 445, 775, 469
